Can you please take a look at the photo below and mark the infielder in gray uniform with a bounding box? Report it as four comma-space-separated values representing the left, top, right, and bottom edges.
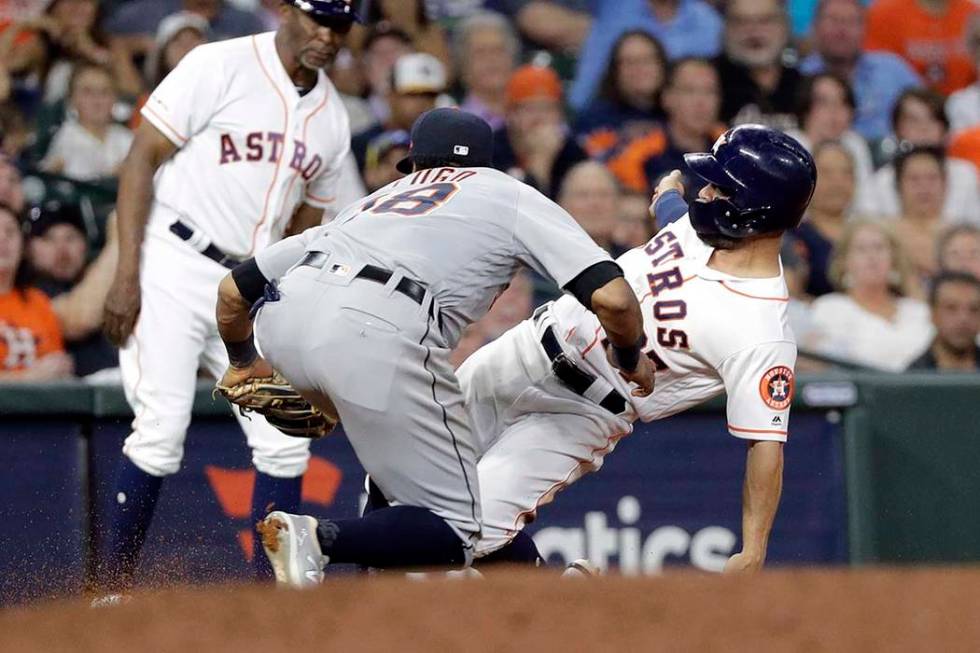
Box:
212, 108, 655, 584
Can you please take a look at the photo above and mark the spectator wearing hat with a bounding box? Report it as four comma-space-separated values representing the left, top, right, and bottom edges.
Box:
492, 64, 587, 199
40, 62, 133, 181
0, 201, 73, 381
105, 0, 263, 54
363, 129, 411, 193
25, 201, 117, 377
568, 0, 722, 112
865, 0, 979, 96
907, 271, 980, 371
351, 52, 447, 173
799, 0, 921, 142
454, 11, 519, 132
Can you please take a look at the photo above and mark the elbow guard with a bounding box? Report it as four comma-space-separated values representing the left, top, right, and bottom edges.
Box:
231, 258, 269, 305
563, 261, 625, 311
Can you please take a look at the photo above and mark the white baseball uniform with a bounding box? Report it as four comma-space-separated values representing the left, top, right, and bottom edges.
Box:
119, 32, 350, 477
458, 214, 798, 555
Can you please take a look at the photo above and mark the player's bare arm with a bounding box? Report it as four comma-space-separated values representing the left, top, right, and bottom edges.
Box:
284, 203, 325, 237
215, 273, 270, 383
590, 278, 656, 396
102, 121, 178, 345
725, 440, 784, 573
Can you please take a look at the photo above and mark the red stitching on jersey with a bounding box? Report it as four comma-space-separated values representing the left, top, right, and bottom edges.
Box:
505, 428, 632, 541
719, 282, 789, 302
728, 424, 788, 435
249, 35, 289, 255
580, 326, 603, 355
142, 104, 188, 144
281, 85, 331, 224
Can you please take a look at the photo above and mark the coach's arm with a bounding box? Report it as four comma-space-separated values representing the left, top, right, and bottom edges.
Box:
103, 121, 178, 345
725, 440, 784, 573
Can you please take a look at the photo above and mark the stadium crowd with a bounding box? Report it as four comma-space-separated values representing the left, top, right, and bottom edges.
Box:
1, 0, 979, 382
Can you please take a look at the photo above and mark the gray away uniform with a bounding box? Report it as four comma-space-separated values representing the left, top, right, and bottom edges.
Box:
249, 166, 610, 546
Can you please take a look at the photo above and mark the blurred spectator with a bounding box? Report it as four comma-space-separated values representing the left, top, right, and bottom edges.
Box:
0, 201, 73, 381
575, 30, 667, 157
937, 223, 980, 279
105, 0, 263, 52
40, 63, 133, 181
808, 219, 932, 371
24, 201, 117, 376
946, 14, 980, 134
716, 0, 803, 130
800, 0, 921, 142
858, 89, 980, 223
793, 140, 856, 297
615, 190, 656, 250
0, 0, 142, 102
780, 235, 817, 362
363, 129, 411, 193
362, 0, 452, 73
487, 0, 592, 54
569, 0, 722, 111
145, 11, 210, 90
787, 73, 873, 191
0, 155, 24, 212
608, 57, 723, 199
351, 53, 446, 173
893, 146, 947, 282
361, 22, 416, 126
0, 103, 30, 159
493, 64, 587, 198
948, 123, 980, 172
454, 11, 518, 131
907, 271, 980, 370
864, 0, 979, 96
557, 161, 620, 253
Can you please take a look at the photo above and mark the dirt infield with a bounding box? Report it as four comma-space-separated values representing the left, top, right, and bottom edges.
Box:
2, 567, 978, 652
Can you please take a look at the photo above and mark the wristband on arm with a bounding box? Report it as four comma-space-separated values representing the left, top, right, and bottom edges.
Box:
225, 335, 258, 368
610, 340, 642, 372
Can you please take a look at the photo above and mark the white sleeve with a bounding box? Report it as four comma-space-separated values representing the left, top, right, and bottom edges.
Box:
513, 184, 611, 288
140, 45, 223, 147
717, 341, 798, 442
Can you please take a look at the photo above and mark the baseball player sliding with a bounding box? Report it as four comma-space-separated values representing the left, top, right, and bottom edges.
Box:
213, 107, 656, 584
458, 125, 816, 573
98, 0, 362, 594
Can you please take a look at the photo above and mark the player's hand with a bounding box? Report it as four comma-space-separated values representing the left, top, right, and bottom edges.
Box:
219, 356, 274, 389
723, 551, 765, 574
103, 271, 142, 346
649, 170, 686, 219
611, 351, 655, 397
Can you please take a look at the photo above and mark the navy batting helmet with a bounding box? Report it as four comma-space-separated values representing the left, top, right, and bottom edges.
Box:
683, 125, 817, 240
283, 0, 368, 25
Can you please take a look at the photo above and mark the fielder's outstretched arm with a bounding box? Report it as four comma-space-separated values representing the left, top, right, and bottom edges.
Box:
725, 440, 784, 573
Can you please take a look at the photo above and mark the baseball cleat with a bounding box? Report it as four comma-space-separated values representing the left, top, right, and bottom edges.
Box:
257, 511, 329, 588
561, 559, 601, 578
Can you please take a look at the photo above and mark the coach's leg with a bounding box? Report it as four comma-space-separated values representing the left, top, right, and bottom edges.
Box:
201, 335, 310, 580
105, 277, 204, 590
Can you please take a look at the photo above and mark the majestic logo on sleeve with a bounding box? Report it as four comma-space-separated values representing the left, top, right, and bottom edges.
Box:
759, 366, 794, 410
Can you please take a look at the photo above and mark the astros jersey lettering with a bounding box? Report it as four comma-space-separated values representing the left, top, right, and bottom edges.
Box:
142, 31, 350, 257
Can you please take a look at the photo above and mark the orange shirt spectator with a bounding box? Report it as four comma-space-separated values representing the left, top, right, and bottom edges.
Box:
0, 202, 72, 380
949, 124, 980, 171
865, 0, 979, 95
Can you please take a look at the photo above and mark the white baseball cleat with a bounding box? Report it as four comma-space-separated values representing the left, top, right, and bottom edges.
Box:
257, 511, 329, 588
561, 559, 601, 578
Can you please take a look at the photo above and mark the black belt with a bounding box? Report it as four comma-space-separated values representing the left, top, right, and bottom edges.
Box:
535, 307, 627, 415
169, 221, 243, 270
299, 251, 431, 309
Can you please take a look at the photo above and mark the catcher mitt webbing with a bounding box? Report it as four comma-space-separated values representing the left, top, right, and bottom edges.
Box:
214, 372, 335, 439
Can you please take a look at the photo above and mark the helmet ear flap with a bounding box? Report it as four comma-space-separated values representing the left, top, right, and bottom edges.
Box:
689, 197, 741, 239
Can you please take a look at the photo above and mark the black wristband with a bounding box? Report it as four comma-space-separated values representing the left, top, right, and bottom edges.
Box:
610, 341, 642, 372
231, 258, 269, 306
225, 335, 258, 368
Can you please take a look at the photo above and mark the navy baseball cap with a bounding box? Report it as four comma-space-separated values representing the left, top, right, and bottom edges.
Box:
283, 0, 367, 25
396, 108, 494, 174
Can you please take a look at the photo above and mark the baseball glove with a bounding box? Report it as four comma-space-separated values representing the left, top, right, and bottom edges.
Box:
214, 372, 336, 439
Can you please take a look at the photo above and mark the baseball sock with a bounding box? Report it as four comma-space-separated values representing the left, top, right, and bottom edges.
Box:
474, 531, 543, 567
103, 457, 164, 589
252, 472, 302, 580
316, 505, 467, 568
